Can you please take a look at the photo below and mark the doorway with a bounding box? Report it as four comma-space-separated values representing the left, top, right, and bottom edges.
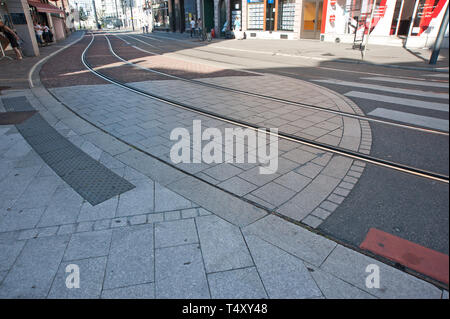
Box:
203, 0, 214, 32
301, 0, 323, 39
265, 0, 276, 31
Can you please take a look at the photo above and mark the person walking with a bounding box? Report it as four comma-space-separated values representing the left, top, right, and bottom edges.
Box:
233, 16, 242, 40
0, 21, 23, 60
190, 17, 196, 37
34, 22, 44, 47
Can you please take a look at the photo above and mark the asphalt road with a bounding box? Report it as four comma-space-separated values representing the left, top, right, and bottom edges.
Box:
100, 31, 450, 255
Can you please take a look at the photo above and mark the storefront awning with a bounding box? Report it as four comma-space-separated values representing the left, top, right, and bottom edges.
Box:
27, 1, 64, 15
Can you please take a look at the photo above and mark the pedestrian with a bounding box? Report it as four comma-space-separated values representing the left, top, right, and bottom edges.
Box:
233, 16, 243, 40
0, 21, 23, 60
42, 23, 53, 44
145, 23, 149, 33
34, 22, 43, 47
197, 18, 202, 36
190, 18, 196, 37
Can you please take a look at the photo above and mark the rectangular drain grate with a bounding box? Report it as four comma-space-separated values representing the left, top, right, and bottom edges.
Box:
2, 96, 135, 206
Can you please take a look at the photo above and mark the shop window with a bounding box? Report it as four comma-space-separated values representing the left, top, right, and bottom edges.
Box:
248, 0, 264, 30
390, 0, 416, 36
278, 0, 295, 31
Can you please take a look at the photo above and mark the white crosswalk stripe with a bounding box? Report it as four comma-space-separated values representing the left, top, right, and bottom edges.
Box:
369, 108, 449, 132
344, 91, 449, 112
315, 77, 449, 132
361, 76, 449, 88
313, 79, 448, 100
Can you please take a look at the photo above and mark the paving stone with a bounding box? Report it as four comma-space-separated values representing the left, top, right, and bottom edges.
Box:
64, 230, 112, 261
17, 228, 39, 240
77, 196, 118, 222
104, 225, 154, 289
58, 224, 77, 235
237, 166, 281, 187
320, 245, 442, 299
302, 215, 323, 228
129, 214, 147, 225
0, 208, 46, 232
196, 215, 253, 273
181, 208, 198, 219
0, 240, 25, 271
443, 290, 449, 299
244, 234, 322, 299
217, 176, 258, 197
328, 194, 345, 204
76, 221, 94, 233
11, 176, 60, 210
198, 208, 212, 216
147, 213, 164, 223
111, 217, 127, 228
38, 187, 84, 227
243, 214, 336, 267
208, 267, 267, 299
48, 257, 107, 299
116, 179, 154, 217
251, 182, 296, 207
311, 208, 332, 220
296, 162, 324, 179
155, 244, 210, 298
168, 176, 267, 227
0, 235, 69, 298
101, 283, 155, 299
334, 187, 351, 197
320, 201, 339, 212
277, 174, 340, 221
274, 171, 311, 192
164, 210, 181, 221
203, 164, 243, 182
155, 219, 198, 248
93, 219, 111, 231
154, 183, 193, 212
37, 226, 59, 237
282, 148, 317, 164
309, 267, 376, 299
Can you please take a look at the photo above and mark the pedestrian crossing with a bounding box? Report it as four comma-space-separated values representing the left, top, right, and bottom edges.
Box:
313, 75, 449, 132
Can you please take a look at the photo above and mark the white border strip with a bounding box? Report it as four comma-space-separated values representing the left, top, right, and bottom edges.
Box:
28, 31, 86, 88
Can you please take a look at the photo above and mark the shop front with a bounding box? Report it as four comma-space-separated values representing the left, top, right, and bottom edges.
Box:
153, 0, 171, 30
320, 0, 449, 48
242, 0, 303, 39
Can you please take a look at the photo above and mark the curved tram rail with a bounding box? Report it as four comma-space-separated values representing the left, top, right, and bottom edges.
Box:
82, 34, 449, 184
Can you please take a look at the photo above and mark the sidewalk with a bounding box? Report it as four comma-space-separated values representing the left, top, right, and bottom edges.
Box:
0, 32, 448, 299
150, 30, 449, 72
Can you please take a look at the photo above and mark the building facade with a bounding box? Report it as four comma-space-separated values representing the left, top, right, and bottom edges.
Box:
150, 0, 448, 48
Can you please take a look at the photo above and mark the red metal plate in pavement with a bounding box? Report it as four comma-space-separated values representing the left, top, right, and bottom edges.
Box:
0, 111, 37, 125
360, 228, 449, 285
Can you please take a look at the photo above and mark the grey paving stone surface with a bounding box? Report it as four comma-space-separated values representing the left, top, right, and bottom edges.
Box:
0, 240, 25, 271
320, 245, 442, 299
117, 179, 154, 217
0, 235, 69, 298
196, 215, 253, 273
243, 214, 336, 267
37, 187, 83, 227
104, 225, 154, 289
154, 183, 193, 212
64, 230, 112, 261
155, 244, 210, 298
0, 208, 46, 232
244, 234, 322, 299
48, 257, 107, 299
309, 267, 376, 299
208, 267, 268, 299
101, 283, 155, 299
155, 219, 198, 248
